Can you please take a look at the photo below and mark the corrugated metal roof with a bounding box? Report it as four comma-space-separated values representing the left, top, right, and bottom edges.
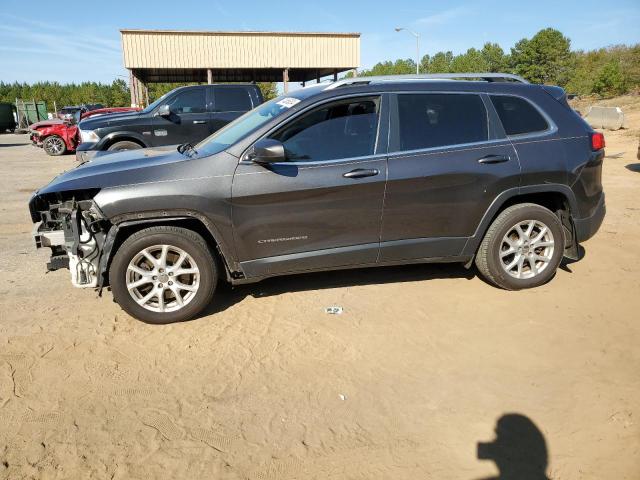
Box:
120, 29, 360, 37
120, 30, 360, 70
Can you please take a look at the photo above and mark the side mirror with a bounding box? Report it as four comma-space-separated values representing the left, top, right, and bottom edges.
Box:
251, 139, 285, 164
156, 104, 171, 117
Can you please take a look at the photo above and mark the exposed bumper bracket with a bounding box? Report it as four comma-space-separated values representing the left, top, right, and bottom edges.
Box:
32, 221, 65, 248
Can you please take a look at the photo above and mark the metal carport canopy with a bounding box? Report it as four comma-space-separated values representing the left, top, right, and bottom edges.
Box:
120, 29, 360, 84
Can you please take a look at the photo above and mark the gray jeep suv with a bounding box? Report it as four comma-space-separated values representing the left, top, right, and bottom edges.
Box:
29, 74, 606, 323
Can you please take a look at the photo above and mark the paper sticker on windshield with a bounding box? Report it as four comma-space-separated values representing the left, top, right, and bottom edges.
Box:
276, 97, 301, 109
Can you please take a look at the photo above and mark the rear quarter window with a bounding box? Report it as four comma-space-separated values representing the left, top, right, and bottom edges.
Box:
490, 95, 549, 136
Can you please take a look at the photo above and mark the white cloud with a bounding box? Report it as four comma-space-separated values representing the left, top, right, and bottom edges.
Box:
0, 13, 125, 82
415, 6, 472, 26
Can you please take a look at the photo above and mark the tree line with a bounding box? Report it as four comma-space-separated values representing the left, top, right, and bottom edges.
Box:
146, 82, 278, 103
1, 28, 638, 110
357, 28, 639, 97
0, 79, 278, 110
0, 79, 132, 110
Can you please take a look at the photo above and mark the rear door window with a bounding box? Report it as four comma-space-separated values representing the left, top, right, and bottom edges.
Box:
396, 93, 488, 151
490, 95, 549, 135
214, 87, 253, 112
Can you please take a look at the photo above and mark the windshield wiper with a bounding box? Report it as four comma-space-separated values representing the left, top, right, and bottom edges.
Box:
177, 142, 198, 157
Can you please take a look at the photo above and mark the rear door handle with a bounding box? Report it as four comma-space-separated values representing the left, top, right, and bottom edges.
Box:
343, 168, 379, 179
478, 154, 510, 164
193, 120, 207, 124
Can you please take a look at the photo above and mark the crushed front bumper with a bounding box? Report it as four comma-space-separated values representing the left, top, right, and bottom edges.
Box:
30, 195, 108, 288
29, 131, 43, 147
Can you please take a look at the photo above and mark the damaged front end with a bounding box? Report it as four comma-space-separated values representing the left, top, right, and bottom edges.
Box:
29, 189, 109, 288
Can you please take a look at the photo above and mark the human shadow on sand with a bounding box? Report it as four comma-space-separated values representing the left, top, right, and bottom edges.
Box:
477, 413, 550, 480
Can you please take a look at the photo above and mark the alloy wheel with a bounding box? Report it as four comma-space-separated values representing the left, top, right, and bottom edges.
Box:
46, 137, 64, 154
126, 244, 200, 313
499, 220, 555, 279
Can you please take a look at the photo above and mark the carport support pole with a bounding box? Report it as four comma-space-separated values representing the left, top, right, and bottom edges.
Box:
207, 68, 213, 84
333, 70, 338, 81
129, 70, 136, 107
129, 70, 144, 107
283, 68, 289, 94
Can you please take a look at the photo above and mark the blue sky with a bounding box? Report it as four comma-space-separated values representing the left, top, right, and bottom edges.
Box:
1, 0, 639, 84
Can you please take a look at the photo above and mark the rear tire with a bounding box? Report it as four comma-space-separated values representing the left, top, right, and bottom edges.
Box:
475, 203, 565, 290
109, 226, 217, 324
107, 140, 142, 152
43, 135, 67, 156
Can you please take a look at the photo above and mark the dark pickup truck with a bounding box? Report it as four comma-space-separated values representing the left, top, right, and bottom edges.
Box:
75, 84, 263, 162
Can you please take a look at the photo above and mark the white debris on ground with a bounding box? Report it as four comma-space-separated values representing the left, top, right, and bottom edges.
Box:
325, 306, 343, 315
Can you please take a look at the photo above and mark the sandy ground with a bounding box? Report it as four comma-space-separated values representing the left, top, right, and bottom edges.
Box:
0, 102, 639, 479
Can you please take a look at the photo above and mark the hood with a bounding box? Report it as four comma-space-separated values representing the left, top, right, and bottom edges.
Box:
79, 111, 144, 130
82, 107, 140, 120
37, 145, 197, 195
30, 119, 63, 130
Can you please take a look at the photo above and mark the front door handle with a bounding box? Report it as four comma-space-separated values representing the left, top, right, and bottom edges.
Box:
478, 154, 510, 164
343, 168, 380, 179
193, 120, 207, 124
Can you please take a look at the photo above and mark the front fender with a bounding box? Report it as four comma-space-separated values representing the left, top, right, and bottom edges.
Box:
92, 159, 238, 275
38, 125, 77, 148
96, 131, 150, 150
95, 212, 238, 288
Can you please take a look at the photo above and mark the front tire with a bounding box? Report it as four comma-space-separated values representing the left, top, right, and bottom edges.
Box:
43, 135, 67, 156
107, 140, 142, 152
475, 203, 565, 290
110, 226, 217, 323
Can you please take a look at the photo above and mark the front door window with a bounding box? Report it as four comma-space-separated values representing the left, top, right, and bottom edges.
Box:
165, 89, 206, 114
269, 97, 380, 162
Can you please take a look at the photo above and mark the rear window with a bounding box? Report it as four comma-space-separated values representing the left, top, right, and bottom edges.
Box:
490, 95, 549, 136
397, 93, 488, 151
214, 87, 253, 112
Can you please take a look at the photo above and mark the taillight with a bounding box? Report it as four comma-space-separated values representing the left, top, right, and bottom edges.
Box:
591, 132, 605, 151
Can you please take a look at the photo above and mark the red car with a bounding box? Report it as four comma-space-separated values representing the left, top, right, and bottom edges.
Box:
30, 107, 140, 156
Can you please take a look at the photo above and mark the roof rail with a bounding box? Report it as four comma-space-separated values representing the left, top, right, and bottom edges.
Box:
324, 72, 529, 90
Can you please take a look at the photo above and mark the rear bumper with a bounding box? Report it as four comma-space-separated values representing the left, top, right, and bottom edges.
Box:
574, 193, 606, 243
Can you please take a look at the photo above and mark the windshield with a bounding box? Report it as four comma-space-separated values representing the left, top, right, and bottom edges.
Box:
195, 94, 307, 156
142, 91, 171, 114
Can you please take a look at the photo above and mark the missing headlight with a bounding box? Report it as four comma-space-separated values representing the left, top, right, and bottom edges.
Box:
31, 192, 110, 288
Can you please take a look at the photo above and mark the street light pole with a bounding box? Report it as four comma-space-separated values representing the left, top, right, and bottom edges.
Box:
395, 27, 420, 74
